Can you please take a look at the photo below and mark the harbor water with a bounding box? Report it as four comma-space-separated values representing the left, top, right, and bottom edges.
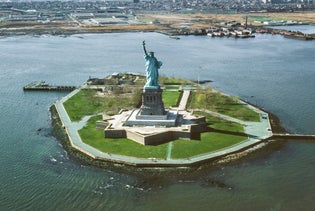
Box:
0, 27, 315, 210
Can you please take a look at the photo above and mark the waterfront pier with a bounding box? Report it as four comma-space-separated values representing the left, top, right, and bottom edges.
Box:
23, 81, 77, 91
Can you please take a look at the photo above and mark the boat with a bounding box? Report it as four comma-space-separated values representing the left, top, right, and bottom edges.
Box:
169, 36, 180, 40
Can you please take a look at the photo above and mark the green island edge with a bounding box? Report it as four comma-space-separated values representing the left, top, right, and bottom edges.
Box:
50, 73, 285, 174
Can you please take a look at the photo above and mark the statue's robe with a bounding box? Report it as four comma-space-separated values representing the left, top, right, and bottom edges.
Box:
144, 54, 162, 88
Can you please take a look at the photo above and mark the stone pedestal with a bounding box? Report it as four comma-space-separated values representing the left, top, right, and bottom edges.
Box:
139, 88, 165, 116
124, 87, 177, 127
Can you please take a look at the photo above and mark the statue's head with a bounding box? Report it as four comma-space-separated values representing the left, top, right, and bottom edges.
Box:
149, 51, 154, 57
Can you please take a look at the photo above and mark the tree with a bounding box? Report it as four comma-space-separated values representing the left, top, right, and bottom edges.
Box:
131, 87, 142, 108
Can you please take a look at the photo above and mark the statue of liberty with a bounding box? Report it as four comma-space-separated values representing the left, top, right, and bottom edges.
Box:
142, 41, 163, 89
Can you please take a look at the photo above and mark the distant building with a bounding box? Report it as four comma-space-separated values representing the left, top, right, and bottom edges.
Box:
71, 13, 94, 19
7, 14, 40, 21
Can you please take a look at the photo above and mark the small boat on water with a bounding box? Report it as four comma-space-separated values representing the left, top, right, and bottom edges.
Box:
169, 36, 180, 40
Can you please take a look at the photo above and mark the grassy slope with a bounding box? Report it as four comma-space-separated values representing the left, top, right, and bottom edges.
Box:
189, 89, 260, 122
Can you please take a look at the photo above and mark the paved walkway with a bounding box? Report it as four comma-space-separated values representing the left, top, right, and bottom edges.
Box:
166, 142, 173, 160
178, 90, 190, 110
200, 104, 272, 140
54, 88, 274, 167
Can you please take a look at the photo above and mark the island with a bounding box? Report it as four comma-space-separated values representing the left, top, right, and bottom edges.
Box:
49, 41, 315, 173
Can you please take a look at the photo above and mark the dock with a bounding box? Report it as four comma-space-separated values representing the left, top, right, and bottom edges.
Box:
23, 81, 77, 92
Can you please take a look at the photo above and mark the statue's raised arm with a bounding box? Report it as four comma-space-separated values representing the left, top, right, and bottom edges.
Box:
142, 41, 162, 89
142, 40, 148, 56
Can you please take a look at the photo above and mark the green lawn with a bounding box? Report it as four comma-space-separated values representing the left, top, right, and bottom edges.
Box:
189, 89, 260, 122
63, 90, 103, 122
160, 76, 195, 85
79, 115, 168, 159
63, 90, 136, 121
162, 91, 181, 107
171, 132, 246, 159
248, 15, 285, 22
170, 111, 247, 158
199, 111, 244, 133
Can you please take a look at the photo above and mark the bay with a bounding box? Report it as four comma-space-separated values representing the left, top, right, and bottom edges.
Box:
0, 30, 314, 210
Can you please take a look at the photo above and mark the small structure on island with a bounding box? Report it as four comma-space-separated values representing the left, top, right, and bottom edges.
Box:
104, 41, 206, 145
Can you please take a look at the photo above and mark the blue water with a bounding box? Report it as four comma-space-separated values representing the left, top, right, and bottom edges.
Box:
0, 30, 315, 210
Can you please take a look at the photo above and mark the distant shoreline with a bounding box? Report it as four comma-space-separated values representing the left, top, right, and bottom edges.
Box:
1, 12, 315, 37
1, 24, 314, 41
